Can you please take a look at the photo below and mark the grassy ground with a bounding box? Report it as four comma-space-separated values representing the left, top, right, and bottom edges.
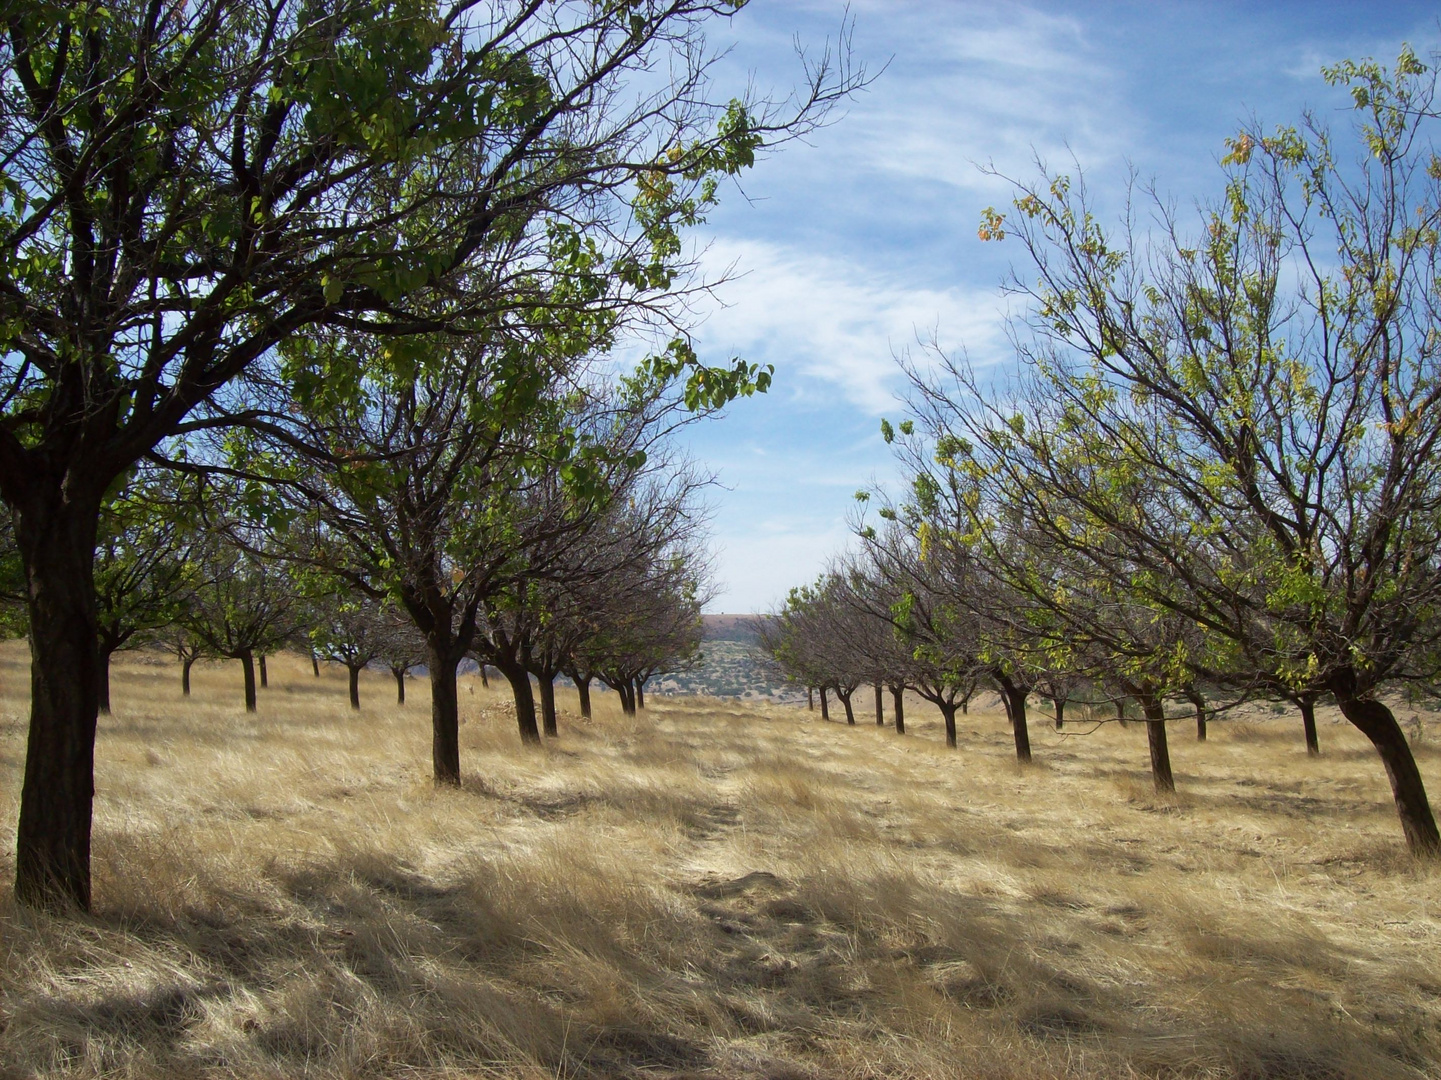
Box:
1, 642, 1439, 1079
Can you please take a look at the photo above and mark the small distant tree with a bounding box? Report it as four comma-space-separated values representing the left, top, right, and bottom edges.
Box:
184, 542, 295, 712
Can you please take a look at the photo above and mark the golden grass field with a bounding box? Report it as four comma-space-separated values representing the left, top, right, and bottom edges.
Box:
1, 641, 1440, 1079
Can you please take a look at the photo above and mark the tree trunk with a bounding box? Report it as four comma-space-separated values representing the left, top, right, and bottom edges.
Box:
890, 685, 905, 734
1333, 693, 1439, 856
97, 646, 114, 715
819, 685, 830, 721
480, 665, 489, 689
807, 686, 813, 711
1138, 696, 1176, 794
393, 667, 406, 705
240, 650, 257, 712
636, 679, 646, 711
996, 674, 1031, 765
838, 689, 855, 725
1186, 688, 1206, 741
258, 654, 268, 688
577, 676, 592, 719
1053, 697, 1065, 730
311, 650, 320, 677
1300, 695, 1319, 756
499, 662, 541, 744
619, 681, 636, 716
182, 655, 194, 697
347, 663, 361, 710
539, 675, 558, 737
13, 495, 104, 911
939, 701, 957, 748
428, 642, 461, 784
875, 683, 884, 725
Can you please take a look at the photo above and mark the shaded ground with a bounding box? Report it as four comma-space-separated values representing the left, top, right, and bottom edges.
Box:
0, 644, 1438, 1078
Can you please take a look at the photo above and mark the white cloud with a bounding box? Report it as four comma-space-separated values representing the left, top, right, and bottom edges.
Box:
691, 236, 1008, 413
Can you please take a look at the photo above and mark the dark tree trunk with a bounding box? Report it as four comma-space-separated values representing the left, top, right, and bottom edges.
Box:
890, 685, 905, 734
258, 654, 268, 689
13, 494, 104, 911
480, 665, 489, 689
996, 674, 1031, 764
347, 664, 361, 710
311, 651, 320, 677
1300, 695, 1320, 756
97, 646, 114, 715
1138, 696, 1176, 794
393, 667, 406, 705
875, 683, 884, 725
807, 686, 813, 711
498, 661, 541, 743
182, 655, 194, 696
619, 680, 636, 716
240, 650, 257, 712
939, 701, 958, 748
1186, 688, 1206, 741
428, 642, 462, 784
1333, 692, 1439, 856
838, 688, 855, 724
538, 675, 558, 737
961, 695, 970, 715
1053, 697, 1065, 730
636, 679, 646, 710
819, 685, 830, 721
577, 676, 592, 719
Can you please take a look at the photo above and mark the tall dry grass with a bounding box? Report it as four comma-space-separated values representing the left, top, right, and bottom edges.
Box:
1, 641, 1439, 1078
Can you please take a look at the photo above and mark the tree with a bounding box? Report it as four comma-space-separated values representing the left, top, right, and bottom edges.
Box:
0, 0, 859, 909
309, 593, 390, 710
184, 542, 295, 712
913, 49, 1441, 851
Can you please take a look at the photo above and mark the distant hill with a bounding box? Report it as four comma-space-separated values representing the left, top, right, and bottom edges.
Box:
656, 614, 796, 700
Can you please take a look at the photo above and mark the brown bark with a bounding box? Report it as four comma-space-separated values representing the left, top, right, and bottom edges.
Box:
819, 685, 830, 721
312, 651, 320, 677
182, 655, 194, 696
636, 680, 646, 710
619, 680, 636, 716
1138, 695, 1176, 793
1053, 697, 1065, 730
890, 685, 905, 734
428, 642, 462, 783
837, 687, 855, 724
97, 648, 114, 716
939, 701, 958, 748
240, 650, 257, 712
807, 686, 813, 711
497, 660, 541, 743
13, 494, 104, 911
1332, 692, 1439, 856
577, 676, 592, 718
995, 674, 1032, 764
393, 667, 406, 705
1186, 688, 1206, 742
258, 655, 268, 689
1299, 695, 1319, 756
539, 675, 558, 737
347, 664, 362, 710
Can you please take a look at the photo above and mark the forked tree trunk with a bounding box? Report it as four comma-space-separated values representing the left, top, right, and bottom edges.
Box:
428, 642, 462, 784
538, 675, 558, 737
1138, 695, 1176, 794
636, 680, 646, 710
939, 701, 958, 748
347, 664, 362, 710
838, 688, 855, 725
875, 683, 884, 725
1299, 695, 1320, 756
995, 674, 1031, 764
393, 667, 406, 704
1333, 692, 1439, 856
890, 685, 905, 734
618, 681, 636, 716
1186, 688, 1206, 741
239, 650, 257, 712
182, 655, 195, 696
258, 655, 268, 689
13, 493, 104, 911
577, 676, 592, 719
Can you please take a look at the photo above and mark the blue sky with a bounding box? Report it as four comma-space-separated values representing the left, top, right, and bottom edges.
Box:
671, 1, 1440, 613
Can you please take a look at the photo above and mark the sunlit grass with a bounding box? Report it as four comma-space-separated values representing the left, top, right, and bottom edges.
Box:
1, 641, 1438, 1078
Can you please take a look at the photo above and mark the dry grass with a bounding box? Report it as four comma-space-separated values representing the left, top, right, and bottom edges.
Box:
2, 643, 1440, 1079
